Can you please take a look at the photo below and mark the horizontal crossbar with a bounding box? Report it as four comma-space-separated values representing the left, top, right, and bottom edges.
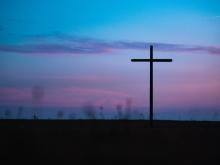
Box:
131, 59, 172, 62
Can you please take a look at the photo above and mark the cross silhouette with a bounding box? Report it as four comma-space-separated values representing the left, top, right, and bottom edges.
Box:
131, 45, 173, 126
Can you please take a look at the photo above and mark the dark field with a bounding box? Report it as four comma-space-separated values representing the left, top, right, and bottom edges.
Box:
1, 120, 220, 164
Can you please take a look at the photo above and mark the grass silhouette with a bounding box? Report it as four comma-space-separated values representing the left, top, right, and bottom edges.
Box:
0, 119, 220, 164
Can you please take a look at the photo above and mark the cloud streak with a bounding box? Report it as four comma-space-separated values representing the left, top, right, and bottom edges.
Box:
0, 33, 219, 56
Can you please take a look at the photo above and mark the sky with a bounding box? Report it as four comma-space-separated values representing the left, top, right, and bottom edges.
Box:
0, 0, 220, 120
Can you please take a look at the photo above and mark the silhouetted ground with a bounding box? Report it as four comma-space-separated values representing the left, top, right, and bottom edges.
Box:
0, 120, 220, 164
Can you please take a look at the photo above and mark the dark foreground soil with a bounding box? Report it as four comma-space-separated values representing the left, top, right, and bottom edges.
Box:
0, 120, 220, 164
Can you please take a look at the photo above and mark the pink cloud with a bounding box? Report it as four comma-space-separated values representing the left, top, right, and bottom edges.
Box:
0, 86, 130, 107
0, 77, 219, 110
154, 80, 220, 109
0, 87, 31, 106
0, 69, 219, 109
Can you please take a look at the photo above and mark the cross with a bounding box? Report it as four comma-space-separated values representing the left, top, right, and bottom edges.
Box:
131, 45, 173, 126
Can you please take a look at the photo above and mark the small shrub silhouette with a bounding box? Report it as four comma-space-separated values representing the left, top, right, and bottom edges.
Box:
68, 113, 76, 120
125, 98, 132, 119
57, 110, 64, 119
116, 98, 133, 120
116, 104, 123, 119
4, 109, 11, 119
33, 113, 38, 120
213, 112, 219, 120
139, 113, 144, 120
99, 106, 105, 119
17, 106, 23, 119
82, 104, 96, 119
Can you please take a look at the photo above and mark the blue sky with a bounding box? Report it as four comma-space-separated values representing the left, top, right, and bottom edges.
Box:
1, 0, 220, 44
0, 0, 220, 120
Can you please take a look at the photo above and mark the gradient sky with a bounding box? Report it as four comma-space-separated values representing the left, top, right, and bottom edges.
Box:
0, 0, 220, 120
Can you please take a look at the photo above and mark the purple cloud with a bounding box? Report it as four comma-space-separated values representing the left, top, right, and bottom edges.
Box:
0, 33, 219, 56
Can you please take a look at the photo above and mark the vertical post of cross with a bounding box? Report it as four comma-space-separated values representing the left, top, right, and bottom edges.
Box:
150, 45, 153, 127
131, 44, 172, 127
